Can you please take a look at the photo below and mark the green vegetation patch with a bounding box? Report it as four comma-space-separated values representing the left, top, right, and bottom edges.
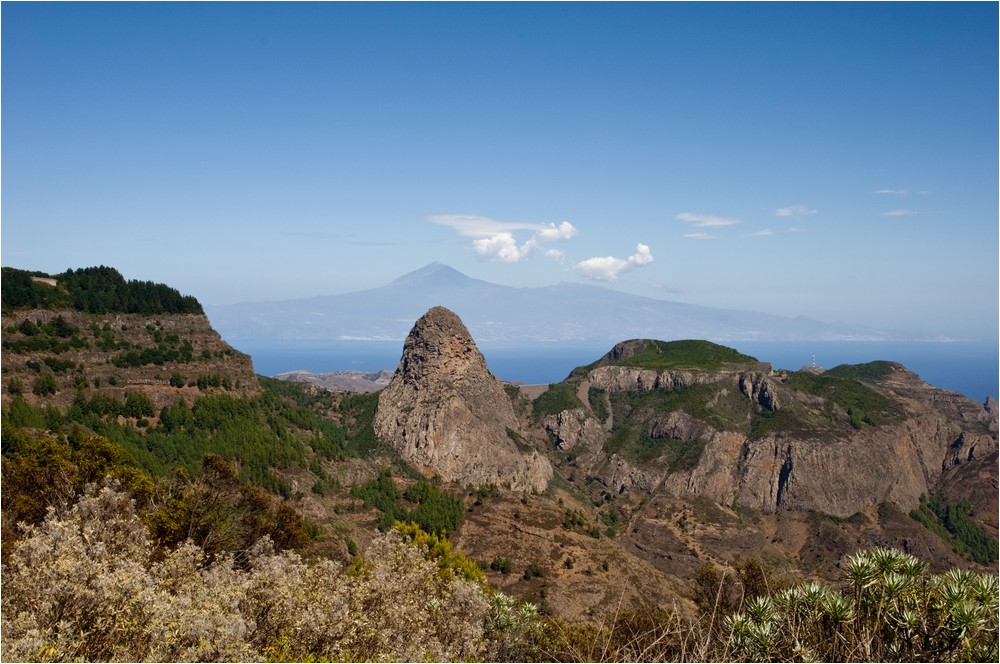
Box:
337, 391, 383, 457
351, 469, 464, 536
910, 493, 999, 565
614, 340, 756, 370
609, 339, 757, 371
606, 424, 706, 470
824, 360, 900, 382
3, 377, 364, 498
2, 315, 89, 353
532, 381, 584, 418
610, 383, 750, 435
785, 370, 902, 429
602, 383, 758, 467
588, 386, 610, 423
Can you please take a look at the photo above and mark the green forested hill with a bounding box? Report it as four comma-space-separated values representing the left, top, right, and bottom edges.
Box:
1, 266, 203, 314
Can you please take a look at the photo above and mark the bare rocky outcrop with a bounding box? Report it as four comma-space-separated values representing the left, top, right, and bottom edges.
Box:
543, 408, 605, 453
944, 431, 999, 468
724, 416, 950, 517
985, 396, 998, 418
374, 307, 552, 492
739, 372, 780, 411
588, 365, 730, 392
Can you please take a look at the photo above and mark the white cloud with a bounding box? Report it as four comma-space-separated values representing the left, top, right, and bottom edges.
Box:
575, 243, 653, 281
872, 189, 908, 195
775, 205, 816, 217
534, 220, 577, 242
683, 232, 717, 240
428, 214, 577, 262
676, 212, 741, 227
575, 255, 629, 280
745, 229, 774, 237
522, 220, 577, 255
629, 243, 654, 266
428, 214, 538, 237
472, 233, 523, 262
881, 209, 919, 217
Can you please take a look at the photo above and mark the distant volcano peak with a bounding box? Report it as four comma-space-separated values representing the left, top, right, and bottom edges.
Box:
389, 262, 475, 288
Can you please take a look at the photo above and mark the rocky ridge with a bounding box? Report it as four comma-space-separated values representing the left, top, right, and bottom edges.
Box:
274, 369, 393, 393
543, 340, 998, 520
373, 306, 552, 492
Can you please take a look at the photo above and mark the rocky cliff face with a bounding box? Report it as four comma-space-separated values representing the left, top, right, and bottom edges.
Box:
374, 307, 552, 492
543, 344, 998, 522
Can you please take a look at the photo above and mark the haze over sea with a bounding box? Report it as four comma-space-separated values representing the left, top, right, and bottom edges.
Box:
238, 339, 997, 404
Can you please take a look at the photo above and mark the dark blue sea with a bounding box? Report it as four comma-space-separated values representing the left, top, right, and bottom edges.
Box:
235, 339, 998, 402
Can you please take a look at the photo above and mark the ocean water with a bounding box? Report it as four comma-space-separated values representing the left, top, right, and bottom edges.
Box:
234, 339, 998, 402
732, 340, 998, 402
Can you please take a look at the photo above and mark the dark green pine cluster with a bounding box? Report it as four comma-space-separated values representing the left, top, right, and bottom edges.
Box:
1, 266, 203, 315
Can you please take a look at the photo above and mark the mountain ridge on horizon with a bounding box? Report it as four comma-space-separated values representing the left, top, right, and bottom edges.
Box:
205, 262, 903, 344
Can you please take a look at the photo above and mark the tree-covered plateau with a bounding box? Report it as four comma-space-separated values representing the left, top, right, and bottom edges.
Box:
1, 266, 203, 314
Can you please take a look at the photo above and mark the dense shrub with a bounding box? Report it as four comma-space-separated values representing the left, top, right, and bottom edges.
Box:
2, 316, 88, 353
491, 555, 514, 574
523, 561, 544, 580
31, 373, 57, 396
351, 470, 464, 536
0, 483, 538, 662
11, 385, 352, 493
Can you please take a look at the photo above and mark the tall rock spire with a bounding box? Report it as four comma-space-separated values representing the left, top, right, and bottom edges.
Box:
374, 306, 552, 492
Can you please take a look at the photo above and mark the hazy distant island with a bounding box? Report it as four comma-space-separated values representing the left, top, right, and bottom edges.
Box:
205, 262, 906, 344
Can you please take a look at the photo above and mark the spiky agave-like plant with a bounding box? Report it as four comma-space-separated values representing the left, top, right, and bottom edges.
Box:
723, 547, 998, 662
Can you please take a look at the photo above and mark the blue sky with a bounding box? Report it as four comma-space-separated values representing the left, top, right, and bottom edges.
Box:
2, 2, 997, 340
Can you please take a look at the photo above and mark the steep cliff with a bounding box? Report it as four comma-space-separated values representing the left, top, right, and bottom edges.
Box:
374, 307, 552, 492
543, 341, 998, 522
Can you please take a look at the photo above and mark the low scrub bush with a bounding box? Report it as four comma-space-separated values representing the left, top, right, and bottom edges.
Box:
1, 482, 539, 662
